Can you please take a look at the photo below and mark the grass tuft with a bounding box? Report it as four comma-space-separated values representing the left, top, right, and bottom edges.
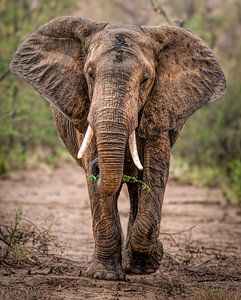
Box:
0, 208, 64, 264
195, 287, 240, 300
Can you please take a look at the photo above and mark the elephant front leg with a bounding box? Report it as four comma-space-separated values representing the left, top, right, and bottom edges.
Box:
124, 133, 170, 274
85, 183, 125, 280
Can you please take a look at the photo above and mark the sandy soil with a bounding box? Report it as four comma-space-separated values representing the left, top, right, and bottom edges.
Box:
0, 162, 241, 299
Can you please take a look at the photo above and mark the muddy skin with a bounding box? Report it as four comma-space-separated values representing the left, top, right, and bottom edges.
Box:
123, 241, 164, 274
10, 17, 226, 280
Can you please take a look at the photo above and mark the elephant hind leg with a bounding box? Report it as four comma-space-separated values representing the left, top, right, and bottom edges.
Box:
123, 133, 170, 274
123, 184, 164, 274
124, 240, 163, 274
123, 196, 164, 275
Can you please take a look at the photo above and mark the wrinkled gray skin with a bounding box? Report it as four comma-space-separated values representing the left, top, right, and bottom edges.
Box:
10, 17, 226, 280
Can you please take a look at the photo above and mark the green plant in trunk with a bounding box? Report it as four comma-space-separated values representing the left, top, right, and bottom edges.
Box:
88, 174, 151, 191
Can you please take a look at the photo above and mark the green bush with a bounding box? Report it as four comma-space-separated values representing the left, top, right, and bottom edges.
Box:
0, 0, 76, 173
173, 83, 241, 202
226, 159, 241, 202
171, 2, 241, 203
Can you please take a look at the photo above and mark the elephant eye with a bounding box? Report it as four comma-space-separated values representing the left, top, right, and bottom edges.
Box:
141, 74, 149, 85
87, 67, 94, 80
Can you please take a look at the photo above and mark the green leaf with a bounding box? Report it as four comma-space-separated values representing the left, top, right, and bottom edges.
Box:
122, 175, 151, 191
88, 174, 99, 182
87, 174, 151, 192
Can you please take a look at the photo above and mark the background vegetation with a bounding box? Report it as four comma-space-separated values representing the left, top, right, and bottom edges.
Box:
0, 0, 240, 202
165, 0, 241, 203
0, 0, 76, 172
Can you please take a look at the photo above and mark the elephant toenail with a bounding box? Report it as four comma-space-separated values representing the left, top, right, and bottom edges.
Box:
106, 272, 117, 280
93, 271, 102, 279
119, 273, 126, 281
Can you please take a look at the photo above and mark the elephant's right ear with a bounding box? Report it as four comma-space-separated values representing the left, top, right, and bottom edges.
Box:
139, 25, 226, 138
10, 17, 107, 132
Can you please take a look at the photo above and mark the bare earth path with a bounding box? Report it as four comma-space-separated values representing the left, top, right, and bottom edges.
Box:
0, 162, 241, 299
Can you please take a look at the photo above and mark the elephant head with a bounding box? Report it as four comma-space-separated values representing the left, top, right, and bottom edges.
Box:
10, 17, 226, 195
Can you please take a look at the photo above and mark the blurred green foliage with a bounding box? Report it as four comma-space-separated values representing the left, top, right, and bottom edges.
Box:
0, 0, 76, 172
171, 1, 241, 203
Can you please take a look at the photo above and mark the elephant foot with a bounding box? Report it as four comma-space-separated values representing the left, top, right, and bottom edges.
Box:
85, 259, 125, 281
123, 240, 163, 274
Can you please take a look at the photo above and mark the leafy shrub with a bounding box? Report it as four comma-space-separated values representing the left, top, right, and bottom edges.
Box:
0, 0, 76, 172
173, 83, 241, 203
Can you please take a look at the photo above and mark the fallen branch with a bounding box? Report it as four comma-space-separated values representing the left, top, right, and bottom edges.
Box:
160, 224, 197, 249
193, 258, 213, 268
162, 224, 197, 236
159, 232, 179, 247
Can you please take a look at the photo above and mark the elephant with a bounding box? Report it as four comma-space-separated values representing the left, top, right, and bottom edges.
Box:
10, 17, 226, 280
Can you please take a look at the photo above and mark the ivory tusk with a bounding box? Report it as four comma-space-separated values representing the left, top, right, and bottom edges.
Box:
77, 125, 94, 159
129, 131, 143, 170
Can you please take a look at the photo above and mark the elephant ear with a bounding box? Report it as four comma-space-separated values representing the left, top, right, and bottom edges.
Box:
139, 25, 226, 138
10, 17, 107, 132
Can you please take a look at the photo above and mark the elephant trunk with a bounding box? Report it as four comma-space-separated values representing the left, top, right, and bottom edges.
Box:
95, 114, 128, 195
78, 112, 143, 195
78, 76, 142, 195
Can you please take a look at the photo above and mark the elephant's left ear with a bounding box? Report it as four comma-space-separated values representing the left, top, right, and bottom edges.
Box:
10, 17, 107, 133
139, 25, 226, 138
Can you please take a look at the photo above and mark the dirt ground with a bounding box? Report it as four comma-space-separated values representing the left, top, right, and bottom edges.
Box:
0, 162, 241, 299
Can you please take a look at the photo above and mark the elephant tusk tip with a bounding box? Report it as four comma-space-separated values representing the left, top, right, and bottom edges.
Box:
129, 130, 143, 171
138, 164, 143, 171
135, 161, 143, 170
77, 150, 83, 159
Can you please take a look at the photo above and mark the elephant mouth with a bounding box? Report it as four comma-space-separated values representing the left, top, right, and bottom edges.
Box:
90, 157, 102, 189
77, 124, 143, 171
78, 124, 143, 194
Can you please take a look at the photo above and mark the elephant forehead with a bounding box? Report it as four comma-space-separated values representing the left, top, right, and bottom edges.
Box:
89, 29, 152, 63
108, 33, 135, 63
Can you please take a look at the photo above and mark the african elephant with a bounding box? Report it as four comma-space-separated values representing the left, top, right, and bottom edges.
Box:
10, 17, 226, 280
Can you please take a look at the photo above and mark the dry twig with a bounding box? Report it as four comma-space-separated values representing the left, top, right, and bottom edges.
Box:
160, 224, 197, 246
150, 0, 172, 24
150, 0, 185, 27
